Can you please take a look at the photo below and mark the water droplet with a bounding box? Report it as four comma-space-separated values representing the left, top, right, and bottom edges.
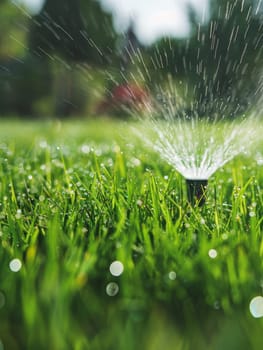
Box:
39, 140, 48, 148
249, 211, 256, 217
208, 249, 217, 259
9, 258, 22, 272
106, 282, 119, 296
137, 199, 143, 207
114, 145, 121, 153
95, 149, 102, 156
249, 296, 263, 318
15, 209, 22, 219
213, 300, 220, 310
132, 158, 141, 166
168, 271, 177, 280
81, 145, 90, 154
116, 242, 122, 249
200, 218, 206, 225
39, 195, 45, 202
221, 233, 228, 240
109, 261, 124, 277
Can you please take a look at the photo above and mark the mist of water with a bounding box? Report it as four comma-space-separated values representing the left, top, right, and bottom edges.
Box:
142, 114, 259, 180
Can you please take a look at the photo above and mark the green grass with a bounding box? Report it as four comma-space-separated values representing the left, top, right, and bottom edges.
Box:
0, 119, 263, 350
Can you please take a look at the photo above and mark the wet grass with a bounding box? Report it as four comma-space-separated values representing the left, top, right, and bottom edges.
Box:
0, 118, 263, 349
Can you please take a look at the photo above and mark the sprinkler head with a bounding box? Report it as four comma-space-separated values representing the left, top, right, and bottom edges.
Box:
186, 179, 208, 207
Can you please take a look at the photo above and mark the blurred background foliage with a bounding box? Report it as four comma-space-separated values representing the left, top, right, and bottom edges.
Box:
0, 0, 262, 118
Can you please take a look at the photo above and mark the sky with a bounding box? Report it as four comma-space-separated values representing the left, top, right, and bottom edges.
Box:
14, 0, 209, 44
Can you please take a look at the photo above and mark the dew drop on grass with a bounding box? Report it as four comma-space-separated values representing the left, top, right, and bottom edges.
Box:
39, 140, 48, 149
214, 301, 220, 310
109, 261, 124, 277
200, 218, 205, 225
249, 211, 256, 217
249, 296, 263, 318
132, 158, 141, 167
221, 233, 228, 240
39, 195, 45, 202
81, 145, 90, 154
136, 199, 143, 207
95, 149, 102, 156
9, 258, 22, 272
114, 145, 121, 153
116, 242, 122, 249
168, 271, 177, 280
15, 209, 22, 219
106, 282, 119, 297
208, 249, 217, 259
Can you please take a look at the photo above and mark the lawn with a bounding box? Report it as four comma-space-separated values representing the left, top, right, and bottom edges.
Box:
0, 118, 263, 350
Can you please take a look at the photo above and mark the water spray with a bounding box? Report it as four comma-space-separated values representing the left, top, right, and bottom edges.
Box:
186, 179, 208, 207
146, 116, 258, 207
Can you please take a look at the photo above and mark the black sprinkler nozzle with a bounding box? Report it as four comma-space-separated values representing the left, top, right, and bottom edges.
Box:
186, 179, 208, 206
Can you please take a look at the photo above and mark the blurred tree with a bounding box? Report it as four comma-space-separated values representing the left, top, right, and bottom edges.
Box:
119, 21, 142, 70
0, 0, 28, 58
147, 0, 262, 118
29, 0, 118, 65
0, 0, 52, 116
147, 3, 202, 100
3, 55, 53, 115
194, 0, 263, 115
80, 0, 119, 65
28, 0, 119, 117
